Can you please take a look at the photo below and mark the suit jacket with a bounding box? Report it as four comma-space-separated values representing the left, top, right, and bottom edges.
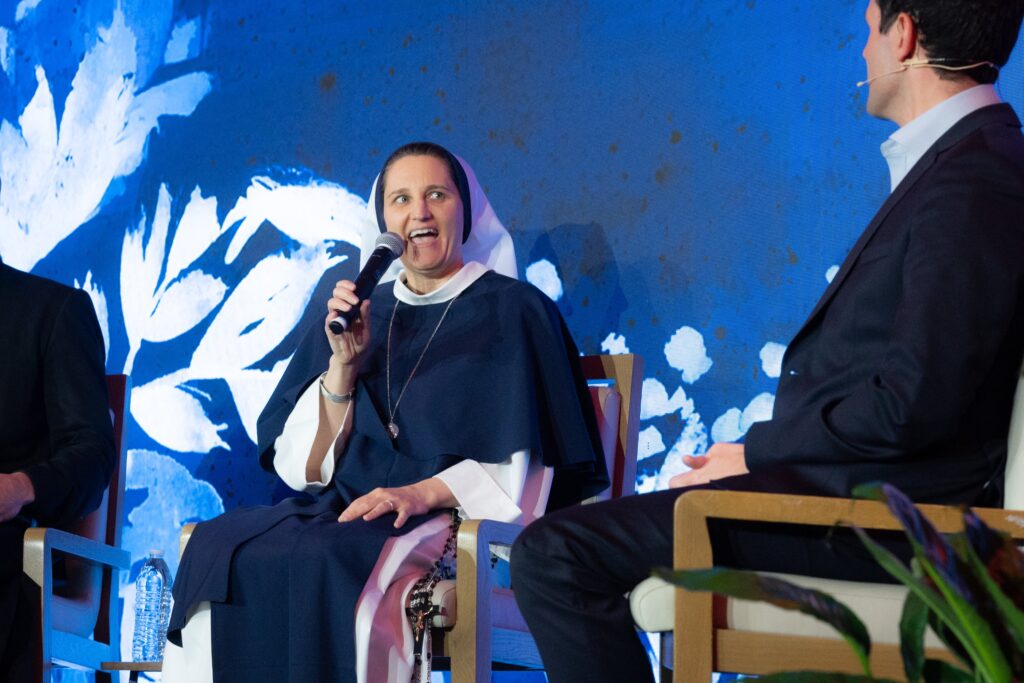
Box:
744, 103, 1024, 506
0, 259, 114, 527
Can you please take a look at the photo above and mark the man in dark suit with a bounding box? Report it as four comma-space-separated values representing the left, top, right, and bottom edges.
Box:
510, 2, 1024, 681
0, 256, 115, 682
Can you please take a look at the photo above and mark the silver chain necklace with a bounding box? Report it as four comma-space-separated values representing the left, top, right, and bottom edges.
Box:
385, 294, 460, 440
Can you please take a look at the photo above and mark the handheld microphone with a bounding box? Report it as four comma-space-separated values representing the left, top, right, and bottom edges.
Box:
856, 58, 996, 87
328, 232, 405, 334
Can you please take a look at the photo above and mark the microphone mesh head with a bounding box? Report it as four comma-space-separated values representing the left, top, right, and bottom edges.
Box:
376, 231, 405, 257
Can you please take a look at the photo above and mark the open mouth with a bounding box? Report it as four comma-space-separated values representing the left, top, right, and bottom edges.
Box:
408, 228, 439, 244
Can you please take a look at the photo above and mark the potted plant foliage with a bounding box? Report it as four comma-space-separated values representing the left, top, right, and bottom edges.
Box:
656, 483, 1024, 682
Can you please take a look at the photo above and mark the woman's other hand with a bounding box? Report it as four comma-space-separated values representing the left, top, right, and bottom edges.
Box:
338, 479, 456, 529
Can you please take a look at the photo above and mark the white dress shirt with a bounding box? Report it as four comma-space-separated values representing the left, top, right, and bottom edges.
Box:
881, 84, 1001, 192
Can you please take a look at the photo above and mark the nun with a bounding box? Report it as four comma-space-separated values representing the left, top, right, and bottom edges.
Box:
162, 141, 608, 683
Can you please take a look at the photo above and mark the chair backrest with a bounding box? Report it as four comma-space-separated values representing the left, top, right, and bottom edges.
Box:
580, 354, 643, 500
585, 385, 621, 505
67, 375, 129, 546
59, 375, 130, 636
1004, 362, 1024, 509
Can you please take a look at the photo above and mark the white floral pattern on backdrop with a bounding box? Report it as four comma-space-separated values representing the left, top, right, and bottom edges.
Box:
0, 1, 376, 665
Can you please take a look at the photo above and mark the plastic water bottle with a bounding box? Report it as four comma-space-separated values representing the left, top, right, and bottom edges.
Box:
132, 550, 173, 662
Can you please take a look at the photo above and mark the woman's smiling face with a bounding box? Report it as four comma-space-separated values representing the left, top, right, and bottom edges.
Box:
381, 153, 465, 293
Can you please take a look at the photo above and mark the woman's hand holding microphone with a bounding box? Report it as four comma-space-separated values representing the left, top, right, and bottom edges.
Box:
323, 279, 371, 397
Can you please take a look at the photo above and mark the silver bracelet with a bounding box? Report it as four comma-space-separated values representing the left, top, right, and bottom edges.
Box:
319, 372, 355, 403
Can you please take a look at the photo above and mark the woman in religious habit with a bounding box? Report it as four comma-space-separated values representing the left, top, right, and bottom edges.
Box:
161, 141, 608, 683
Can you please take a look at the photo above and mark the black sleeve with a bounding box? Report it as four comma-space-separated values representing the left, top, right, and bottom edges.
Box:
526, 289, 610, 508
746, 149, 1024, 469
23, 289, 116, 526
256, 320, 332, 472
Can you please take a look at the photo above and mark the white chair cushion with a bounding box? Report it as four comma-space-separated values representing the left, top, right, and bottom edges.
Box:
431, 579, 458, 628
629, 576, 676, 633
630, 574, 943, 648
430, 579, 528, 631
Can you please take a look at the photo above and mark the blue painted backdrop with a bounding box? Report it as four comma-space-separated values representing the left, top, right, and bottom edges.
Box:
2, 0, 1023, 667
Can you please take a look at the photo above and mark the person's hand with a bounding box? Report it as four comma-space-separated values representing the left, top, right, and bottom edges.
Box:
325, 280, 372, 368
338, 479, 455, 529
668, 442, 748, 488
0, 472, 35, 522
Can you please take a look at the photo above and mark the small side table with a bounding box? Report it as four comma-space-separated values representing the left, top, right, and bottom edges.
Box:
100, 661, 162, 682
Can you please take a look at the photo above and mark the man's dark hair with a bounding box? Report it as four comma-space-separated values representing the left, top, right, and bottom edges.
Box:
877, 0, 1024, 84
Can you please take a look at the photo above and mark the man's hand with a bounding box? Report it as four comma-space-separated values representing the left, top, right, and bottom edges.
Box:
668, 442, 748, 488
338, 478, 456, 529
0, 472, 35, 522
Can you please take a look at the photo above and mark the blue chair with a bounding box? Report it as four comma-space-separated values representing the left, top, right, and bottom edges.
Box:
24, 375, 132, 683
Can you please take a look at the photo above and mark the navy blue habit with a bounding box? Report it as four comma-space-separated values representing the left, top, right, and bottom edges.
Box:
168, 269, 608, 683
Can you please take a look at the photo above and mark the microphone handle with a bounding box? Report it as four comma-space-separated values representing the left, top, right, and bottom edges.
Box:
328, 246, 398, 334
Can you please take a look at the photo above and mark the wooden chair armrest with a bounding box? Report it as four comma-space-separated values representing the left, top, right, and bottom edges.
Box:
453, 518, 526, 626
179, 522, 197, 560
670, 489, 1024, 678
23, 527, 131, 587
673, 489, 1024, 570
457, 518, 525, 557
450, 519, 526, 682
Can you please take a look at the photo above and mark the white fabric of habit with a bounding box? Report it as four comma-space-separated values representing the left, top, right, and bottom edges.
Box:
161, 263, 555, 683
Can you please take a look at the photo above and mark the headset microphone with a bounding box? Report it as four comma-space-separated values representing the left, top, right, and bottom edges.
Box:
857, 58, 997, 88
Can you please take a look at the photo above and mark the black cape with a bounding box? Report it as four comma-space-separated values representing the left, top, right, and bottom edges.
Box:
169, 270, 607, 682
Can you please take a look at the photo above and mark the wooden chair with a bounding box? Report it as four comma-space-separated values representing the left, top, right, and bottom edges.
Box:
23, 374, 132, 683
442, 353, 644, 683
667, 360, 1024, 681
670, 491, 1024, 680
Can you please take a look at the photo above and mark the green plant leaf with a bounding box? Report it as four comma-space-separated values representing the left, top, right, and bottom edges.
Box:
654, 567, 872, 675
853, 483, 969, 599
851, 528, 986, 674
952, 533, 1024, 676
851, 485, 1014, 682
957, 528, 1024, 637
961, 509, 1024, 610
921, 658, 975, 683
916, 548, 1013, 682
925, 610, 973, 672
854, 525, 1013, 682
900, 590, 929, 683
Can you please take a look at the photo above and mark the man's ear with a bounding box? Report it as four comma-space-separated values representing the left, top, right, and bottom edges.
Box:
891, 11, 918, 63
